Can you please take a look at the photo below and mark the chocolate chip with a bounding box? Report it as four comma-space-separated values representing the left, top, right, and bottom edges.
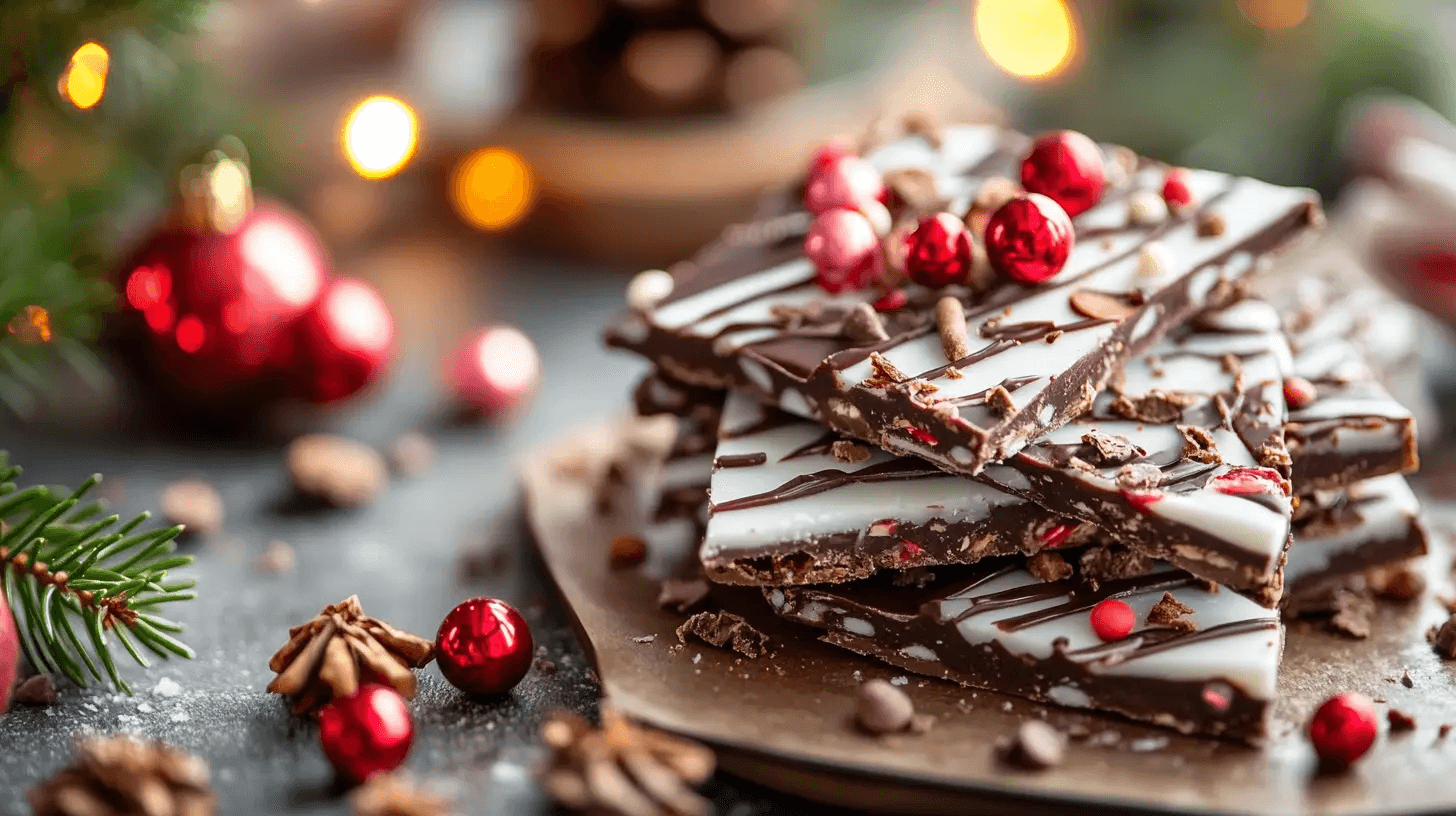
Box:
1003, 720, 1066, 769
1434, 614, 1456, 658
676, 611, 768, 658
657, 578, 710, 614
830, 440, 871, 464
855, 679, 916, 735
1080, 430, 1141, 465
1027, 552, 1072, 583
1146, 592, 1196, 632
389, 431, 436, 477
1068, 289, 1140, 321
842, 302, 889, 344
12, 674, 58, 706
610, 535, 648, 568
1402, 669, 1414, 688
1196, 211, 1227, 237
1388, 708, 1417, 732
1080, 545, 1155, 584
1441, 724, 1452, 740
160, 479, 224, 538
286, 434, 388, 508
1108, 390, 1199, 424
1330, 589, 1374, 639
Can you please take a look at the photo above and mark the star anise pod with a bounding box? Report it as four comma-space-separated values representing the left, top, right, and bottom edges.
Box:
29, 735, 216, 816
540, 706, 715, 816
268, 595, 435, 715
350, 774, 453, 816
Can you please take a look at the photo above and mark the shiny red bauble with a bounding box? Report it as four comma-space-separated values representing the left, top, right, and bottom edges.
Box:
448, 325, 540, 415
803, 156, 886, 216
1162, 168, 1195, 211
805, 208, 882, 293
317, 684, 414, 783
905, 213, 973, 289
983, 193, 1075, 284
0, 599, 17, 713
1089, 598, 1135, 642
807, 138, 857, 179
1020, 131, 1106, 218
1309, 693, 1378, 767
291, 277, 396, 403
435, 597, 534, 696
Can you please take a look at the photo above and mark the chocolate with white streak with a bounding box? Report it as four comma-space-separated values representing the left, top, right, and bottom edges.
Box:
1284, 474, 1428, 601
607, 125, 1321, 475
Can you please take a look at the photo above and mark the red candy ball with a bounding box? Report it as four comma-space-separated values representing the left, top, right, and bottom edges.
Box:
803, 156, 885, 216
807, 138, 856, 179
1309, 693, 1378, 767
435, 597, 534, 697
1283, 376, 1317, 410
984, 193, 1075, 284
1089, 598, 1135, 641
448, 326, 540, 415
905, 213, 973, 289
318, 684, 414, 783
1162, 168, 1195, 211
291, 277, 395, 403
805, 208, 883, 293
1020, 130, 1106, 218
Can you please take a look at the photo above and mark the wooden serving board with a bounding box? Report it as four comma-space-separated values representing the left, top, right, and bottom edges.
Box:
522, 420, 1456, 815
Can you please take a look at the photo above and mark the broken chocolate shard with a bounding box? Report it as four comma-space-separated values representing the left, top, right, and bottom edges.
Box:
1146, 592, 1197, 632
1283, 475, 1428, 603
1329, 589, 1374, 639
1108, 390, 1200, 424
1027, 551, 1072, 583
1080, 430, 1142, 465
676, 611, 768, 658
1388, 708, 1417, 732
842, 302, 890, 344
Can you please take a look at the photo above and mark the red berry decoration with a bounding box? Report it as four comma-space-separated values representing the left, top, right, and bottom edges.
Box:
984, 193, 1075, 284
1162, 168, 1195, 211
291, 277, 396, 403
0, 598, 17, 713
435, 597, 534, 697
448, 325, 541, 415
807, 138, 856, 179
1309, 693, 1378, 768
1020, 130, 1106, 218
803, 156, 886, 216
905, 213, 973, 289
805, 208, 883, 293
1283, 376, 1317, 410
318, 683, 414, 783
1089, 598, 1135, 641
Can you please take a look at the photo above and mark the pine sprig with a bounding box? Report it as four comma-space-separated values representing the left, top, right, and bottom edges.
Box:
0, 452, 196, 693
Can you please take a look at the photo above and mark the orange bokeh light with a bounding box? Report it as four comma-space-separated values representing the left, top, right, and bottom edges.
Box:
1238, 0, 1311, 31
974, 0, 1079, 81
450, 147, 536, 232
59, 42, 109, 109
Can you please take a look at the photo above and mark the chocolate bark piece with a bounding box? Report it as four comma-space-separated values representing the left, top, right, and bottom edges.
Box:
606, 125, 1321, 475
766, 558, 1282, 743
1283, 475, 1429, 603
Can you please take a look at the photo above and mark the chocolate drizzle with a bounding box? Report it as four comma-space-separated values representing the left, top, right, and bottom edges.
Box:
714, 452, 767, 468
779, 431, 840, 462
945, 375, 1041, 407
711, 458, 943, 513
933, 571, 1197, 630
1061, 618, 1279, 665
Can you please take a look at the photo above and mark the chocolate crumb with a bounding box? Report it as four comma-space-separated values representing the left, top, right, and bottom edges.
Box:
1254, 440, 1292, 470
286, 434, 388, 508
985, 385, 1016, 417
257, 539, 295, 574
1027, 552, 1072, 583
864, 353, 908, 388
855, 679, 916, 735
160, 479, 224, 539
1081, 430, 1141, 465
609, 535, 647, 568
842, 302, 890, 344
1068, 289, 1140, 321
631, 635, 656, 644
676, 611, 769, 658
1108, 390, 1199, 424
1196, 211, 1227, 237
1115, 462, 1162, 490
1369, 564, 1426, 602
1436, 614, 1456, 658
1080, 545, 1154, 583
1146, 592, 1197, 632
533, 657, 557, 676
883, 166, 944, 212
1329, 589, 1374, 639
891, 567, 937, 588
657, 578, 710, 614
13, 673, 58, 705
830, 440, 871, 464
1176, 425, 1221, 465
936, 296, 971, 363
1402, 669, 1414, 688
1441, 724, 1452, 740
1002, 720, 1066, 770
389, 431, 436, 477
1389, 708, 1417, 732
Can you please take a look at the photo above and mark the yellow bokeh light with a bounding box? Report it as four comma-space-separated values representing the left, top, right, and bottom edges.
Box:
342, 95, 419, 180
450, 147, 536, 232
59, 42, 109, 109
974, 0, 1078, 81
1237, 0, 1311, 31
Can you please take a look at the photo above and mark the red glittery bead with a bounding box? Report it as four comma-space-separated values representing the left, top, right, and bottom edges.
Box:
803, 155, 885, 216
448, 325, 540, 415
1283, 376, 1317, 410
1089, 598, 1135, 642
984, 194, 1075, 284
1020, 131, 1107, 218
805, 208, 883, 293
905, 212, 973, 288
1309, 693, 1378, 767
435, 597, 534, 697
291, 277, 395, 404
318, 684, 414, 783
1208, 467, 1289, 497
1162, 168, 1195, 211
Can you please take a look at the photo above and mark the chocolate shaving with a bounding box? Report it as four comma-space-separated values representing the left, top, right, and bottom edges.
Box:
350, 774, 453, 816
1081, 430, 1142, 465
1330, 589, 1374, 639
842, 302, 889, 344
1145, 592, 1196, 632
863, 353, 907, 388
1068, 289, 1140, 321
1176, 425, 1221, 464
1108, 390, 1200, 424
1079, 545, 1155, 585
1115, 462, 1162, 490
1027, 552, 1072, 583
27, 735, 216, 816
676, 611, 768, 658
657, 578, 710, 614
985, 385, 1016, 417
936, 296, 971, 363
830, 440, 871, 464
12, 673, 58, 706
540, 707, 714, 816
883, 167, 944, 213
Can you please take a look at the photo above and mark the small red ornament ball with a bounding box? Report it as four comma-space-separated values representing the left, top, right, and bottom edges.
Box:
805, 208, 882, 293
1089, 598, 1135, 642
905, 213, 973, 289
1309, 693, 1378, 767
1283, 376, 1317, 410
448, 325, 540, 415
1161, 168, 1195, 211
435, 597, 534, 696
291, 277, 395, 403
1020, 131, 1106, 218
318, 683, 414, 783
984, 193, 1075, 284
803, 155, 886, 216
807, 138, 856, 179
0, 598, 17, 713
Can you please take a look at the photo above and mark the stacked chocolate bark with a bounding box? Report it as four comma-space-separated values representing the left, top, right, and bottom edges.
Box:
603, 124, 1424, 743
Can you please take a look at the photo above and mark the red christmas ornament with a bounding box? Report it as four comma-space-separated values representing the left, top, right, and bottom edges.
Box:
1309, 693, 1378, 767
805, 208, 883, 293
807, 138, 856, 179
1089, 598, 1135, 642
984, 194, 1075, 284
291, 277, 396, 403
1283, 376, 1317, 410
1208, 467, 1289, 497
803, 156, 886, 216
448, 326, 540, 415
435, 597, 534, 696
905, 213, 973, 289
318, 683, 414, 783
872, 288, 908, 313
1161, 169, 1195, 211
0, 597, 17, 713
1020, 131, 1107, 218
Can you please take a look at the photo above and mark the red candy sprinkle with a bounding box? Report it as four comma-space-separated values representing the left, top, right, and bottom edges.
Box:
1089, 598, 1135, 642
804, 156, 885, 216
905, 426, 938, 446
899, 540, 924, 562
1201, 682, 1233, 712
1020, 131, 1107, 218
1283, 376, 1317, 410
1161, 168, 1195, 211
1309, 693, 1379, 768
805, 208, 882, 293
1122, 489, 1163, 513
1209, 467, 1289, 497
984, 193, 1075, 284
1038, 523, 1078, 549
905, 212, 973, 289
872, 289, 908, 313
